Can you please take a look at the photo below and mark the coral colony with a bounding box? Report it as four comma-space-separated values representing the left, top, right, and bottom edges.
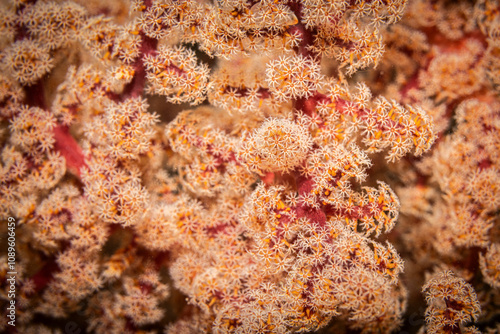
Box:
0, 0, 499, 333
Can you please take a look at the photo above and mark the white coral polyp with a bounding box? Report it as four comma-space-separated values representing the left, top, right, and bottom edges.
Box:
241, 118, 312, 173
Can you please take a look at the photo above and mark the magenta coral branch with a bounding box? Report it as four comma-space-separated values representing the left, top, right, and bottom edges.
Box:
52, 125, 87, 177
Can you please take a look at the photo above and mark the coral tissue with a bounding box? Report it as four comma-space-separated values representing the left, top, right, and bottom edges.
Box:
0, 0, 499, 333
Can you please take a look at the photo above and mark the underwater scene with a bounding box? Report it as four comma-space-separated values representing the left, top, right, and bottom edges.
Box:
0, 0, 499, 333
